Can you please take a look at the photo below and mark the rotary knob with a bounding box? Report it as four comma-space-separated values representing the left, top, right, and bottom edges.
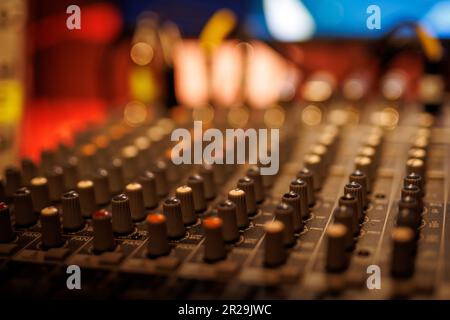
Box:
162, 197, 185, 239
326, 223, 349, 272
175, 185, 197, 225
406, 158, 426, 183
13, 187, 37, 227
296, 168, 315, 206
61, 190, 84, 232
40, 206, 64, 248
125, 183, 146, 222
274, 202, 295, 246
30, 177, 51, 213
77, 180, 97, 218
246, 166, 265, 203
237, 176, 257, 216
391, 226, 416, 278
303, 154, 322, 190
0, 203, 14, 243
282, 191, 304, 233
263, 220, 287, 267
111, 193, 134, 235
139, 171, 158, 209
92, 210, 115, 252
289, 178, 310, 220
203, 217, 227, 262
187, 174, 207, 212
344, 182, 364, 223
146, 213, 170, 257
217, 200, 240, 243
228, 188, 249, 229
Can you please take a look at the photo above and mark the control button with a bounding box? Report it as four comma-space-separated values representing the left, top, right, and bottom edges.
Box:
296, 168, 316, 206
13, 187, 37, 227
77, 180, 97, 218
125, 183, 146, 222
326, 223, 349, 272
61, 190, 84, 232
21, 158, 38, 186
199, 165, 216, 200
40, 206, 64, 248
247, 166, 265, 203
107, 158, 125, 195
203, 217, 226, 262
217, 200, 240, 243
264, 220, 287, 267
237, 176, 257, 216
4, 166, 22, 199
281, 191, 304, 233
153, 160, 169, 197
391, 226, 416, 278
349, 170, 369, 208
338, 194, 360, 236
0, 203, 14, 243
333, 205, 355, 250
30, 177, 51, 213
228, 188, 249, 229
274, 203, 295, 246
175, 185, 197, 225
62, 156, 80, 191
93, 169, 111, 205
92, 210, 115, 252
303, 154, 322, 190
146, 213, 170, 257
401, 184, 423, 213
289, 178, 310, 220
139, 171, 158, 209
404, 172, 424, 197
162, 197, 185, 239
344, 182, 364, 223
111, 193, 134, 235
187, 174, 207, 212
354, 156, 373, 192
47, 166, 65, 202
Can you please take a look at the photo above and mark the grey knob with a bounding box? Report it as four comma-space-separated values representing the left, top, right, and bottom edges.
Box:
154, 160, 169, 197
349, 170, 368, 209
107, 158, 125, 195
344, 182, 364, 223
21, 159, 38, 186
404, 172, 424, 197
333, 205, 354, 250
62, 156, 80, 191
303, 154, 322, 190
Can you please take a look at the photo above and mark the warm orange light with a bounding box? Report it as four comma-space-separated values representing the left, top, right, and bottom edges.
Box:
173, 41, 209, 108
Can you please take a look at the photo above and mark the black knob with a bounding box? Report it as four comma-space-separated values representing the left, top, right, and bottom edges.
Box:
92, 209, 115, 252
274, 202, 295, 246
78, 143, 97, 178
396, 208, 419, 238
303, 154, 322, 190
175, 185, 197, 225
289, 178, 310, 220
30, 176, 51, 213
199, 165, 216, 200
111, 193, 134, 235
391, 226, 416, 278
0, 178, 5, 203
121, 145, 139, 182
125, 183, 146, 222
13, 187, 37, 227
401, 184, 423, 213
349, 170, 369, 208
139, 171, 158, 209
282, 191, 304, 233
5, 166, 22, 199
398, 196, 421, 229
0, 203, 14, 243
297, 168, 315, 206
217, 200, 240, 243
406, 158, 425, 183
77, 180, 97, 218
237, 176, 257, 216
153, 160, 169, 197
247, 166, 265, 203
187, 174, 207, 212
203, 217, 226, 262
107, 158, 125, 195
40, 206, 64, 248
61, 191, 84, 231
263, 220, 287, 267
228, 188, 249, 229
40, 149, 56, 173
344, 182, 364, 223
326, 223, 349, 272
333, 205, 355, 250
62, 156, 80, 190
404, 172, 424, 197
162, 197, 185, 239
146, 213, 170, 257
47, 166, 65, 202
354, 156, 373, 192
21, 159, 38, 186
338, 194, 360, 236
93, 168, 111, 205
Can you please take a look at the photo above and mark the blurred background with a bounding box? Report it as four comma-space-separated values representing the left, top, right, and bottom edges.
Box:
1, 0, 450, 165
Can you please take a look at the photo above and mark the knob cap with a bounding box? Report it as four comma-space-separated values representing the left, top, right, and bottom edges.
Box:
93, 169, 111, 205
247, 166, 265, 203
237, 176, 257, 216
111, 194, 134, 235
146, 213, 170, 257
263, 220, 287, 267
13, 187, 37, 227
326, 223, 349, 272
162, 197, 185, 239
40, 206, 64, 248
61, 191, 84, 231
296, 168, 315, 206
274, 202, 295, 246
175, 185, 197, 225
77, 180, 97, 218
30, 177, 51, 213
289, 178, 310, 220
391, 226, 416, 278
404, 172, 424, 197
187, 174, 207, 212
203, 217, 226, 262
125, 183, 146, 221
228, 188, 249, 229
281, 191, 304, 233
217, 200, 240, 243
0, 203, 14, 243
92, 210, 115, 252
344, 182, 364, 223
139, 171, 158, 209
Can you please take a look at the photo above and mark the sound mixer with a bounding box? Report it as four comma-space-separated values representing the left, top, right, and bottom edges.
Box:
146, 213, 170, 257
203, 216, 226, 262
92, 210, 115, 252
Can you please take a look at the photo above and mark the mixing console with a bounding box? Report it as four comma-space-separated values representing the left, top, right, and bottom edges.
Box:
1, 97, 449, 299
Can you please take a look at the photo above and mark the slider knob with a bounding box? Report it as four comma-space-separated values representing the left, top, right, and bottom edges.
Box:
92, 210, 115, 252
203, 216, 226, 262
